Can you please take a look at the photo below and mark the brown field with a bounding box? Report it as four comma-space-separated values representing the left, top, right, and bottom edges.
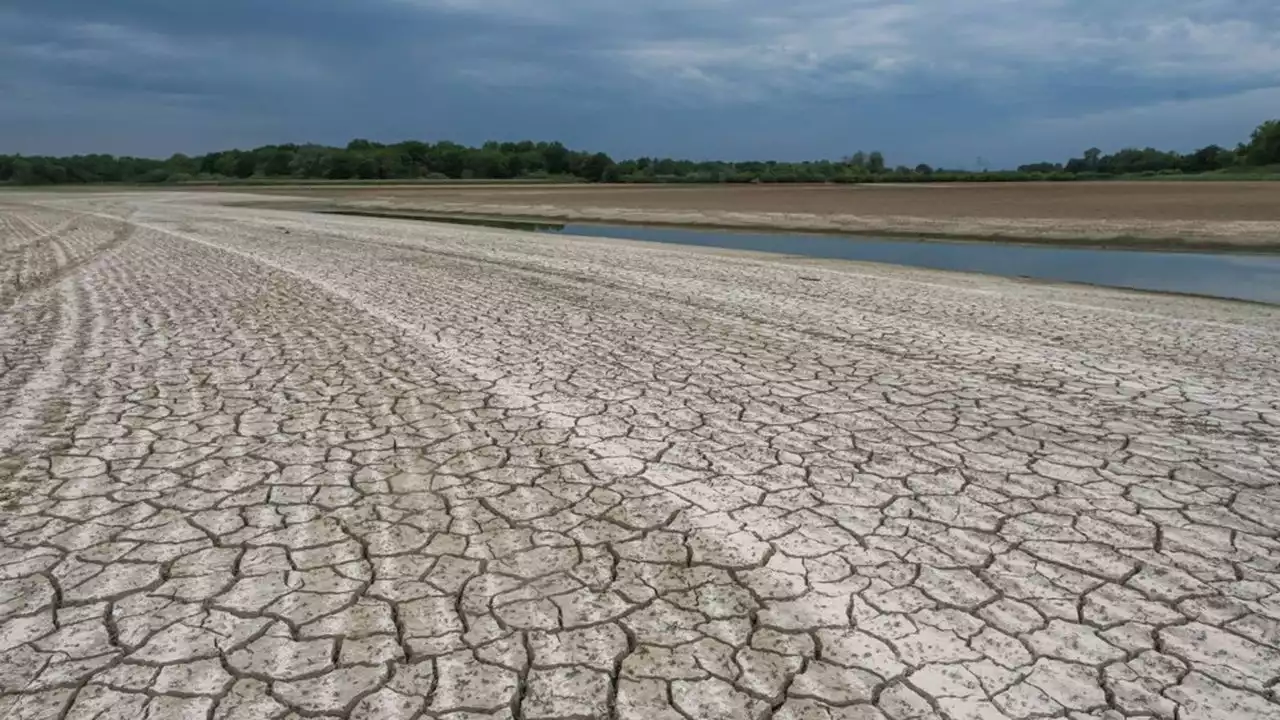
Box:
267, 181, 1280, 221
241, 181, 1280, 249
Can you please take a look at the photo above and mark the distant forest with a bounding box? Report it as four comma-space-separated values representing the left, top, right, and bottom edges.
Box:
2, 120, 1277, 186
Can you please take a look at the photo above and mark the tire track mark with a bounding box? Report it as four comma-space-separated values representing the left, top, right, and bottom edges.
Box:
0, 213, 77, 254
0, 216, 133, 313
0, 278, 89, 457
64, 203, 823, 659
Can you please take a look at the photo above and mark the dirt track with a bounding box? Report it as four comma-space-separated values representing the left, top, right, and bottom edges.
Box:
264, 182, 1280, 247
2, 192, 1280, 719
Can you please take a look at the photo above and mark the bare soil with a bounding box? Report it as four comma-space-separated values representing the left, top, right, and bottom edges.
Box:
262, 181, 1280, 221
230, 181, 1280, 249
2, 192, 1279, 718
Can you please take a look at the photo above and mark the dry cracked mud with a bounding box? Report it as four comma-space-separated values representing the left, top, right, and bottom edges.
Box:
1, 191, 1279, 720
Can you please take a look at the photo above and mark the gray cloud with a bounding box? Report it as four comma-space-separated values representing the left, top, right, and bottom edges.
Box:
1, 1, 1276, 163
396, 0, 1280, 96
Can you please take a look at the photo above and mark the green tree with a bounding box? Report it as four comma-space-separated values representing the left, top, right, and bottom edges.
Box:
199, 152, 224, 176
288, 145, 328, 178
355, 157, 379, 179
1184, 145, 1225, 173
518, 150, 546, 176
867, 151, 885, 173
1084, 147, 1102, 170
397, 141, 431, 176
6, 118, 1280, 187
1244, 120, 1280, 166
543, 142, 570, 175
213, 152, 239, 177
233, 153, 258, 178
468, 149, 511, 179
430, 142, 467, 178
265, 150, 295, 176
581, 152, 616, 182
165, 153, 198, 176
327, 153, 356, 179
11, 158, 37, 185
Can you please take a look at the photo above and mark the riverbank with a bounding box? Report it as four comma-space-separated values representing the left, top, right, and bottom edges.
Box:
306, 209, 1280, 304
316, 205, 1280, 254
224, 181, 1280, 251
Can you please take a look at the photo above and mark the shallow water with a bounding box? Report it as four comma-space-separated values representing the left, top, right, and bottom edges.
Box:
547, 223, 1280, 304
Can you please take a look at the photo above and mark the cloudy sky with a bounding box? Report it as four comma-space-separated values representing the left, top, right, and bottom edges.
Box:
2, 1, 1278, 168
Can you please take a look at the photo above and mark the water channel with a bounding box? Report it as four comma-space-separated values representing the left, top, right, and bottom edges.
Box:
547, 223, 1280, 304
322, 210, 1280, 304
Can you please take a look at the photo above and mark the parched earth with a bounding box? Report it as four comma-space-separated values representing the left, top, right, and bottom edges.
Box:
1, 191, 1279, 720
256, 182, 1280, 248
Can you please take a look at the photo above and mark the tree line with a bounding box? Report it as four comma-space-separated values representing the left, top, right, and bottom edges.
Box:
2, 120, 1277, 186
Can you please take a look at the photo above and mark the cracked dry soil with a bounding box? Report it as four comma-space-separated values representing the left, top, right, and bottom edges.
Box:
1, 191, 1279, 720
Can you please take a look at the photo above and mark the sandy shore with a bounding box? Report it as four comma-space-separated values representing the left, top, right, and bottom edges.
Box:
2, 191, 1279, 719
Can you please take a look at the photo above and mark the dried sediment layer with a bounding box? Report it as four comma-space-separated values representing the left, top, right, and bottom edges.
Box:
346, 197, 1280, 248
259, 180, 1280, 247
1, 192, 1278, 719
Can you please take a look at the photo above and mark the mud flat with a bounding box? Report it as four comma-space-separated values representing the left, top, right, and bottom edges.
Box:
1, 191, 1279, 719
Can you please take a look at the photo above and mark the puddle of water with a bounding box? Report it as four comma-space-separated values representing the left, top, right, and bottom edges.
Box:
546, 223, 1280, 305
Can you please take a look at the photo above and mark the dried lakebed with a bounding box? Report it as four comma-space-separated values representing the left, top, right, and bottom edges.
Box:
1, 191, 1279, 720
